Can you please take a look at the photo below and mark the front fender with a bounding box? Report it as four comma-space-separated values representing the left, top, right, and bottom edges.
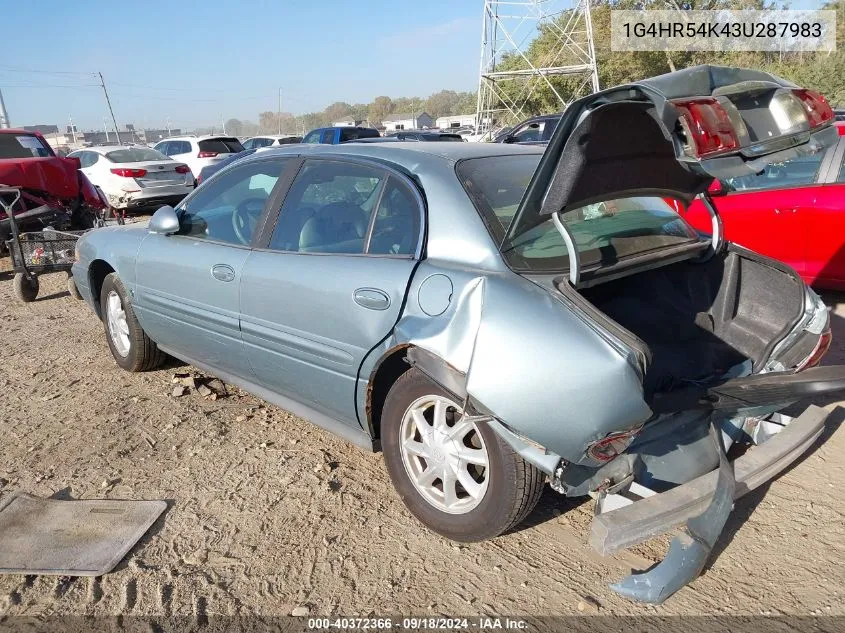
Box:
75, 225, 148, 297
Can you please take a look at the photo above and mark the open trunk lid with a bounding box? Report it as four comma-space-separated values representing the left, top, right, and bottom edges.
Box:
505, 64, 838, 287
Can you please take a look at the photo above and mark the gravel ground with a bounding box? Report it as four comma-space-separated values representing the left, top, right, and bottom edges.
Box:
0, 254, 843, 619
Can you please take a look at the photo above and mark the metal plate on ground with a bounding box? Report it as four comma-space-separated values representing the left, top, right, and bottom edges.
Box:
0, 492, 166, 576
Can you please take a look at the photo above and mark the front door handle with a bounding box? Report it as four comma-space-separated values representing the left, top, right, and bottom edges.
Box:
354, 288, 390, 311
211, 264, 236, 282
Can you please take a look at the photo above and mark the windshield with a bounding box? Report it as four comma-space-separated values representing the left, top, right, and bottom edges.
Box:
0, 134, 52, 158
105, 147, 169, 163
457, 155, 700, 272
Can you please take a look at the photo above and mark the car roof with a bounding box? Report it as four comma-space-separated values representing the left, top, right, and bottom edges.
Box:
245, 140, 543, 168
157, 135, 234, 142
249, 134, 298, 140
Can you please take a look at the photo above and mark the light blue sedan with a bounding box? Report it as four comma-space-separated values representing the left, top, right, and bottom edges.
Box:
73, 66, 845, 603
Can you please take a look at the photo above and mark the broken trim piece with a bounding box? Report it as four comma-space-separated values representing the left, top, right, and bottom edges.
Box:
610, 421, 735, 604
590, 404, 826, 556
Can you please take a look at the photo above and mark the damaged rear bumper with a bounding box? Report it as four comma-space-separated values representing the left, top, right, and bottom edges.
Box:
590, 404, 827, 603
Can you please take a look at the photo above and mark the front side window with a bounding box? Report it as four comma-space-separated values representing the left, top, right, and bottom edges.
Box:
723, 152, 824, 192
457, 155, 699, 272
512, 122, 544, 143
177, 158, 288, 245
154, 142, 170, 155
242, 139, 256, 150
303, 130, 321, 144
269, 160, 385, 254
320, 130, 336, 144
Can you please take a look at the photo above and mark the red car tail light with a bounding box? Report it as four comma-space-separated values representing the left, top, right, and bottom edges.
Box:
672, 98, 740, 158
796, 329, 833, 372
793, 89, 834, 128
587, 427, 642, 463
174, 165, 191, 174
110, 168, 147, 178
197, 151, 218, 158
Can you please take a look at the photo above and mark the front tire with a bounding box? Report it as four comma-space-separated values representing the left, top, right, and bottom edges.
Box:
381, 368, 545, 542
100, 272, 165, 372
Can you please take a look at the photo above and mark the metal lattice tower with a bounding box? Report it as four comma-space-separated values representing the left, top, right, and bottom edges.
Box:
475, 0, 599, 135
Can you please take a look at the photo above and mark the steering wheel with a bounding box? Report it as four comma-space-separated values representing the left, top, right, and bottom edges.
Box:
232, 197, 266, 245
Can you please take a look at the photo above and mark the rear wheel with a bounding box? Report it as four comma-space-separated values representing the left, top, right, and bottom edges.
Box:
13, 273, 38, 302
100, 273, 165, 372
381, 368, 545, 542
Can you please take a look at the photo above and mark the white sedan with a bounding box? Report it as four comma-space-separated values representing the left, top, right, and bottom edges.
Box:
68, 146, 194, 211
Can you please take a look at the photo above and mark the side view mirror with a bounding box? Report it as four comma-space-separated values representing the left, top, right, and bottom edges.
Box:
502, 135, 517, 144
149, 205, 180, 235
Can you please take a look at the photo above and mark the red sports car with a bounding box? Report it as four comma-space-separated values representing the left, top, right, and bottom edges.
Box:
679, 122, 845, 290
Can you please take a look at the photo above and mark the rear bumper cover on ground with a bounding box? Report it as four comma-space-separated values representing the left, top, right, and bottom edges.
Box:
591, 404, 827, 603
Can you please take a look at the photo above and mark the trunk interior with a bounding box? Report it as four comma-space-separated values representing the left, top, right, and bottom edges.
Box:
574, 247, 806, 398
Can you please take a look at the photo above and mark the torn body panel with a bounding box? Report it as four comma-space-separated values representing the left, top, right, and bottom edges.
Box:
360, 259, 652, 465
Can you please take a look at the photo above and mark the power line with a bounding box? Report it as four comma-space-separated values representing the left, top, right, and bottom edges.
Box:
0, 65, 95, 76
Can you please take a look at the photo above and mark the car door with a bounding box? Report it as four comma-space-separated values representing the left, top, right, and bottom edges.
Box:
239, 157, 423, 427
133, 156, 293, 379
801, 136, 845, 287
681, 150, 832, 277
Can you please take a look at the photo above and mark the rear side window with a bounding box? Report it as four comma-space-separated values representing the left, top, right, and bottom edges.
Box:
340, 128, 380, 143
199, 138, 245, 154
0, 134, 52, 158
253, 138, 273, 148
320, 130, 337, 144
723, 152, 824, 192
154, 142, 170, 155
269, 160, 384, 253
368, 177, 419, 256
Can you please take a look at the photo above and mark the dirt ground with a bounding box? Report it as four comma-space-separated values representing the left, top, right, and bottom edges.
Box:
0, 252, 844, 620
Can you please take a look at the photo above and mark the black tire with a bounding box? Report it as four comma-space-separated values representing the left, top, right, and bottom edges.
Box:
13, 273, 38, 302
381, 368, 545, 542
100, 272, 166, 372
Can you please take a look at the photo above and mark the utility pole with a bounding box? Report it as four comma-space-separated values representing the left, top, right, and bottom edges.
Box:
102, 117, 109, 143
166, 116, 172, 136
68, 115, 78, 144
277, 88, 282, 134
0, 88, 10, 129
98, 72, 121, 144
221, 113, 226, 135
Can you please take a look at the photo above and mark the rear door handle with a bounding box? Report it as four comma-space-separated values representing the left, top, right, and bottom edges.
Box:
211, 264, 236, 282
353, 288, 390, 310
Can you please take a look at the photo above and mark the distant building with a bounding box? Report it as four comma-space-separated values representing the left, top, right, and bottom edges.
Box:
144, 129, 182, 143
382, 112, 434, 131
436, 114, 476, 129
83, 130, 142, 146
24, 124, 59, 135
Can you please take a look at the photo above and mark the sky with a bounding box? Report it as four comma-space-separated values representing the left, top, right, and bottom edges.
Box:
0, 0, 482, 131
0, 0, 827, 132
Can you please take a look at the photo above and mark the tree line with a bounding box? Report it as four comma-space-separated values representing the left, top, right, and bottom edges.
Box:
216, 0, 844, 136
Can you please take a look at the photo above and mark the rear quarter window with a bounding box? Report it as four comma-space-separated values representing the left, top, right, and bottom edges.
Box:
0, 134, 52, 158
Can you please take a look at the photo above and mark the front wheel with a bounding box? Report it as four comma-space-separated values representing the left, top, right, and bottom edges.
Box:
381, 368, 545, 542
100, 273, 165, 372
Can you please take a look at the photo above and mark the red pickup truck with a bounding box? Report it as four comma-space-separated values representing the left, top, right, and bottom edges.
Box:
0, 129, 106, 249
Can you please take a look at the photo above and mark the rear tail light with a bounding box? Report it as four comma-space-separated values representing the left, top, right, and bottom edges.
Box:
586, 426, 642, 463
796, 329, 832, 372
197, 151, 218, 158
174, 165, 191, 174
672, 98, 739, 158
793, 89, 834, 128
110, 168, 147, 178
